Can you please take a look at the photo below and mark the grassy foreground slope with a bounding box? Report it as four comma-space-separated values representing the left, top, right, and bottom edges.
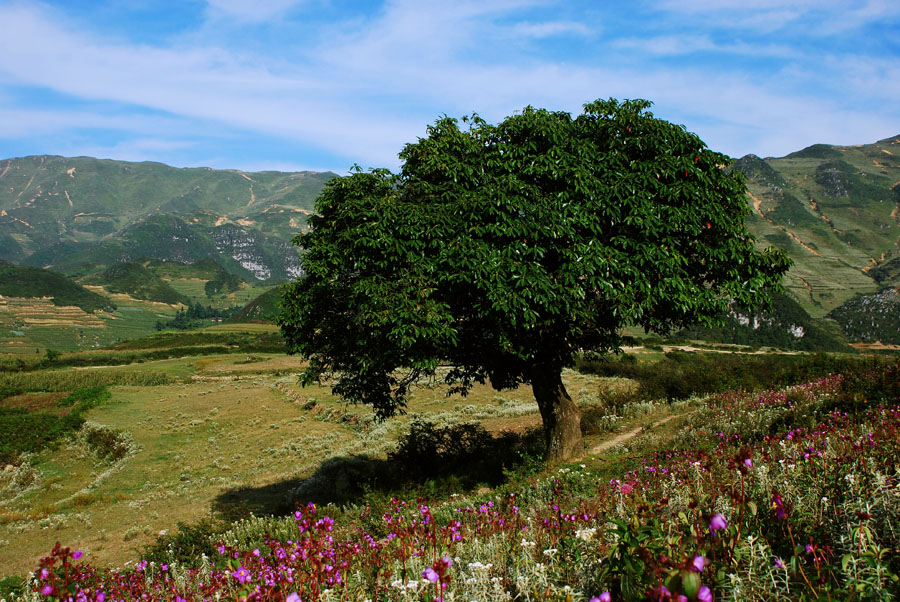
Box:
1, 324, 897, 599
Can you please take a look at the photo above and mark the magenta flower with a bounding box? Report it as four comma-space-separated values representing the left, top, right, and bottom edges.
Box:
96, 593, 105, 602
72, 550, 83, 560
698, 585, 713, 602
691, 555, 706, 572
232, 566, 252, 584
286, 594, 302, 602
709, 513, 728, 533
774, 557, 785, 568
423, 567, 439, 582
41, 585, 53, 596
677, 596, 688, 602
590, 593, 611, 602
744, 458, 752, 468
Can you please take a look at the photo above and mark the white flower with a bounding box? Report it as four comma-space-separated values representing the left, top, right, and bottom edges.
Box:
575, 527, 597, 541
521, 539, 536, 548
543, 548, 558, 557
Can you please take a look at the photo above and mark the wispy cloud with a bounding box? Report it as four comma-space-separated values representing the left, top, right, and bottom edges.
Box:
0, 0, 896, 169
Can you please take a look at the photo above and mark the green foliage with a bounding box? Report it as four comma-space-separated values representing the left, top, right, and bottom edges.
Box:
142, 517, 228, 566
227, 287, 282, 323
0, 386, 111, 464
0, 260, 115, 313
0, 369, 172, 392
85, 261, 189, 304
679, 292, 850, 351
156, 302, 241, 331
575, 351, 876, 401
279, 99, 789, 433
827, 288, 900, 344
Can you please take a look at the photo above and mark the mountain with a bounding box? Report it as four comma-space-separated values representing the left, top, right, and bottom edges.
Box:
0, 155, 335, 281
736, 135, 900, 321
0, 260, 114, 313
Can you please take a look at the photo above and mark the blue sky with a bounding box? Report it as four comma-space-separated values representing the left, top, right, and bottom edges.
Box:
0, 0, 897, 173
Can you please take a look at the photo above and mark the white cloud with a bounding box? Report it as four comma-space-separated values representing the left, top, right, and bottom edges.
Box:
510, 21, 592, 38
204, 0, 304, 23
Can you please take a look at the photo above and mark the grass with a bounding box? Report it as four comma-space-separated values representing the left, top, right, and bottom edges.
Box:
2, 339, 898, 600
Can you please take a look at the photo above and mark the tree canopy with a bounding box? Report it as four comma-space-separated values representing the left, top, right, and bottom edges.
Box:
278, 98, 791, 460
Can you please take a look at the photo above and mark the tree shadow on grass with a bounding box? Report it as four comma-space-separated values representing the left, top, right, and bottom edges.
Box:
212, 421, 545, 522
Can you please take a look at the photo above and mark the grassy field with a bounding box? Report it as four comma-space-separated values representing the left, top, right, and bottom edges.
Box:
0, 345, 652, 577
2, 333, 897, 600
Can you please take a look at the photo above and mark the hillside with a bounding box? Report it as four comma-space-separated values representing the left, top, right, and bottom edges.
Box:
83, 262, 189, 305
0, 260, 114, 313
677, 292, 850, 351
226, 286, 282, 323
736, 135, 900, 319
0, 156, 334, 281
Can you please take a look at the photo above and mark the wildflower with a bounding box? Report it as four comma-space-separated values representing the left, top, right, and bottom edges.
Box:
231, 566, 252, 584
621, 483, 633, 495
41, 585, 53, 596
697, 585, 713, 602
96, 593, 105, 602
423, 567, 439, 583
161, 564, 168, 572
252, 548, 260, 557
73, 550, 83, 560
774, 557, 784, 568
744, 458, 752, 468
589, 593, 612, 602
286, 593, 302, 602
40, 568, 49, 580
691, 555, 706, 572
709, 513, 727, 533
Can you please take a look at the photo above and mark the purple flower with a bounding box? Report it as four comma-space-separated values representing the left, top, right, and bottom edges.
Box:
744, 458, 752, 468
41, 585, 53, 596
72, 550, 83, 560
40, 568, 49, 580
96, 594, 105, 602
709, 513, 728, 533
286, 594, 302, 602
698, 585, 713, 602
442, 555, 452, 568
231, 566, 251, 584
423, 567, 439, 583
774, 557, 785, 568
691, 555, 706, 572
677, 596, 688, 602
160, 564, 168, 572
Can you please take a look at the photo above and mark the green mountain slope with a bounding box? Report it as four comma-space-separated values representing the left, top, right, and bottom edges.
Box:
226, 286, 281, 324
826, 288, 900, 344
737, 135, 900, 320
0, 155, 334, 281
679, 292, 850, 351
83, 262, 189, 305
0, 261, 114, 312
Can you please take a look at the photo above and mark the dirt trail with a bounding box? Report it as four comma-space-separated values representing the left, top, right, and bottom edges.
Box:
588, 413, 683, 456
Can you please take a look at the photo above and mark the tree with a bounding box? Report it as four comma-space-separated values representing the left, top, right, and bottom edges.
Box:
278, 99, 791, 461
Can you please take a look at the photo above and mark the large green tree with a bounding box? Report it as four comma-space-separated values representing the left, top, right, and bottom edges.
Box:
278, 99, 790, 461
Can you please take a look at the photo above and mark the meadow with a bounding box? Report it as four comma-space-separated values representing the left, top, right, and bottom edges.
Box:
0, 329, 898, 601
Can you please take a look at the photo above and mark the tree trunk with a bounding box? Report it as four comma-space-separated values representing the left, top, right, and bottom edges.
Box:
531, 366, 582, 462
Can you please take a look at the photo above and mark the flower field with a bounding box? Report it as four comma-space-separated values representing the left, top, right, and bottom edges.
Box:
19, 363, 900, 601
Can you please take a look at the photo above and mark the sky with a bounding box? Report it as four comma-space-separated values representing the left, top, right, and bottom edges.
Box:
0, 0, 898, 173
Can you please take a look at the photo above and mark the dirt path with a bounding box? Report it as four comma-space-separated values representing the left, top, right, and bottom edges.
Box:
589, 414, 683, 455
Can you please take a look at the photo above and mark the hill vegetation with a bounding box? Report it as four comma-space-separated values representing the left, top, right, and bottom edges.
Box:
0, 261, 114, 313
84, 262, 189, 305
736, 134, 900, 322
